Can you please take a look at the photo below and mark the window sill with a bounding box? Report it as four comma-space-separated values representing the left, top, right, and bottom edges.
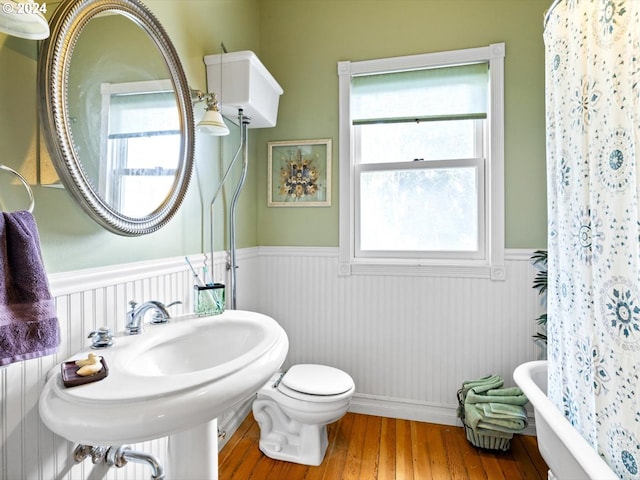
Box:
338, 260, 506, 280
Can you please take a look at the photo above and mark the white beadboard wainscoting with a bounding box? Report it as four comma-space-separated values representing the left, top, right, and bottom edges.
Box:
0, 246, 543, 480
255, 247, 544, 429
0, 250, 258, 480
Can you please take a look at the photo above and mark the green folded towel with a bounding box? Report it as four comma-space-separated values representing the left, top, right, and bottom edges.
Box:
483, 402, 528, 420
461, 374, 504, 396
465, 388, 528, 406
464, 403, 487, 430
476, 419, 527, 435
464, 403, 528, 434
486, 387, 523, 396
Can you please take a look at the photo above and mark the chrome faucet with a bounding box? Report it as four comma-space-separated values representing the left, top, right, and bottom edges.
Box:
125, 300, 181, 335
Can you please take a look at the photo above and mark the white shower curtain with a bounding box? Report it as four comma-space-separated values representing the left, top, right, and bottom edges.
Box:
545, 1, 640, 477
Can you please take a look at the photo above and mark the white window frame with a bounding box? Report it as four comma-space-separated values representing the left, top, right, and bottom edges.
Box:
338, 43, 506, 280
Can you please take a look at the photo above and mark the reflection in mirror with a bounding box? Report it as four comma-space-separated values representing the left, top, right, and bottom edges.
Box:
39, 0, 195, 236
100, 80, 180, 217
65, 11, 180, 218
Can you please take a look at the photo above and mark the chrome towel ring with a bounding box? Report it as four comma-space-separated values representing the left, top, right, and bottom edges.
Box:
0, 164, 35, 213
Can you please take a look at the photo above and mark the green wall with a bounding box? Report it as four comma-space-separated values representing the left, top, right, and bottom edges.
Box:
255, 0, 549, 249
0, 0, 548, 275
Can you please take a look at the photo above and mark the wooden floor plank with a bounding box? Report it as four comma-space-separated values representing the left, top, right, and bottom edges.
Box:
425, 422, 451, 478
219, 415, 260, 478
411, 417, 432, 480
246, 454, 275, 480
441, 425, 471, 479
510, 435, 546, 479
218, 412, 548, 480
395, 419, 414, 480
303, 421, 340, 480
454, 426, 488, 479
517, 433, 549, 478
278, 459, 312, 480
318, 410, 355, 480
342, 411, 368, 479
377, 416, 396, 480
477, 450, 507, 480
226, 437, 263, 480
360, 414, 382, 480
218, 413, 254, 469
496, 448, 525, 480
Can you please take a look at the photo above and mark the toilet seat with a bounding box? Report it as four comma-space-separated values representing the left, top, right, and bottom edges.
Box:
281, 364, 354, 396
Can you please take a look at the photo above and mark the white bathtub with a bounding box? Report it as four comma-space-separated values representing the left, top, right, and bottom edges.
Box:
513, 361, 618, 480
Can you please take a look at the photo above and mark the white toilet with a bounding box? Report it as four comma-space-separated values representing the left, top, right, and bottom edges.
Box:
252, 364, 355, 466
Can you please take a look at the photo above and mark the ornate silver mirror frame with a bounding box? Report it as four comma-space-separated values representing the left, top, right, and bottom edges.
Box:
38, 0, 194, 236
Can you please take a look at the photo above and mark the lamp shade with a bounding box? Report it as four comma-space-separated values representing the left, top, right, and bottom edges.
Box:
197, 108, 230, 136
0, 1, 49, 40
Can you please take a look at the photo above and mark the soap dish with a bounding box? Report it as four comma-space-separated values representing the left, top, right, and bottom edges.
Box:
61, 358, 109, 388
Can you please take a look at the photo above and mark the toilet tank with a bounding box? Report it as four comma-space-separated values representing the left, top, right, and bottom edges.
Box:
204, 51, 283, 129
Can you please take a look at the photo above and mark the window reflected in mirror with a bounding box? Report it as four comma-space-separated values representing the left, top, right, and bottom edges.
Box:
101, 80, 180, 217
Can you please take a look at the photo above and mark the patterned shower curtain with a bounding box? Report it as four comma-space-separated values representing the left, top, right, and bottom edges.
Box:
545, 1, 640, 477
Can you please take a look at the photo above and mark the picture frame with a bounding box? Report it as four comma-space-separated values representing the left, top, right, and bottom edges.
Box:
268, 139, 331, 207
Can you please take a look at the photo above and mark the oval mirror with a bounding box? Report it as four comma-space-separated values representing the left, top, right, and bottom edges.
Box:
38, 0, 194, 236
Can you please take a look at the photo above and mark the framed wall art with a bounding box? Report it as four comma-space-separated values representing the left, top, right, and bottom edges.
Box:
268, 139, 331, 207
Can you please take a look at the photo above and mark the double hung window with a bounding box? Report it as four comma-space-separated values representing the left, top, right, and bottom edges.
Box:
338, 44, 505, 279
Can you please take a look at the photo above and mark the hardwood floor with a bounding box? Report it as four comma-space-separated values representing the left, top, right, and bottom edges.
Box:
219, 412, 548, 479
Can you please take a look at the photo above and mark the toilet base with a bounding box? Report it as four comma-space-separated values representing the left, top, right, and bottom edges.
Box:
253, 397, 329, 466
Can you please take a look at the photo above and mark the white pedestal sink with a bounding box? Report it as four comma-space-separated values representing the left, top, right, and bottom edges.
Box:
168, 419, 219, 478
39, 310, 289, 478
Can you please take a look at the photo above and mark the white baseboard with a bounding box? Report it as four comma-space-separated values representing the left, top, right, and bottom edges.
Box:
349, 393, 537, 436
349, 393, 462, 426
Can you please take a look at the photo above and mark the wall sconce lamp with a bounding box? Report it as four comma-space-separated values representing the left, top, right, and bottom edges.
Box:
191, 89, 229, 136
0, 0, 50, 39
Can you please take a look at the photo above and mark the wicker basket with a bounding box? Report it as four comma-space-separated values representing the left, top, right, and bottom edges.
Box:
457, 388, 512, 451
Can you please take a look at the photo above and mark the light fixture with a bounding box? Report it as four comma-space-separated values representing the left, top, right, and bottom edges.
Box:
193, 91, 229, 136
0, 1, 49, 40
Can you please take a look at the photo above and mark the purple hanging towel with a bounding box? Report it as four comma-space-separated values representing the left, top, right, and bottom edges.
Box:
0, 211, 60, 366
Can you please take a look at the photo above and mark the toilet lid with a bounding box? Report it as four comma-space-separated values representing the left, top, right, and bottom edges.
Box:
281, 364, 354, 396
